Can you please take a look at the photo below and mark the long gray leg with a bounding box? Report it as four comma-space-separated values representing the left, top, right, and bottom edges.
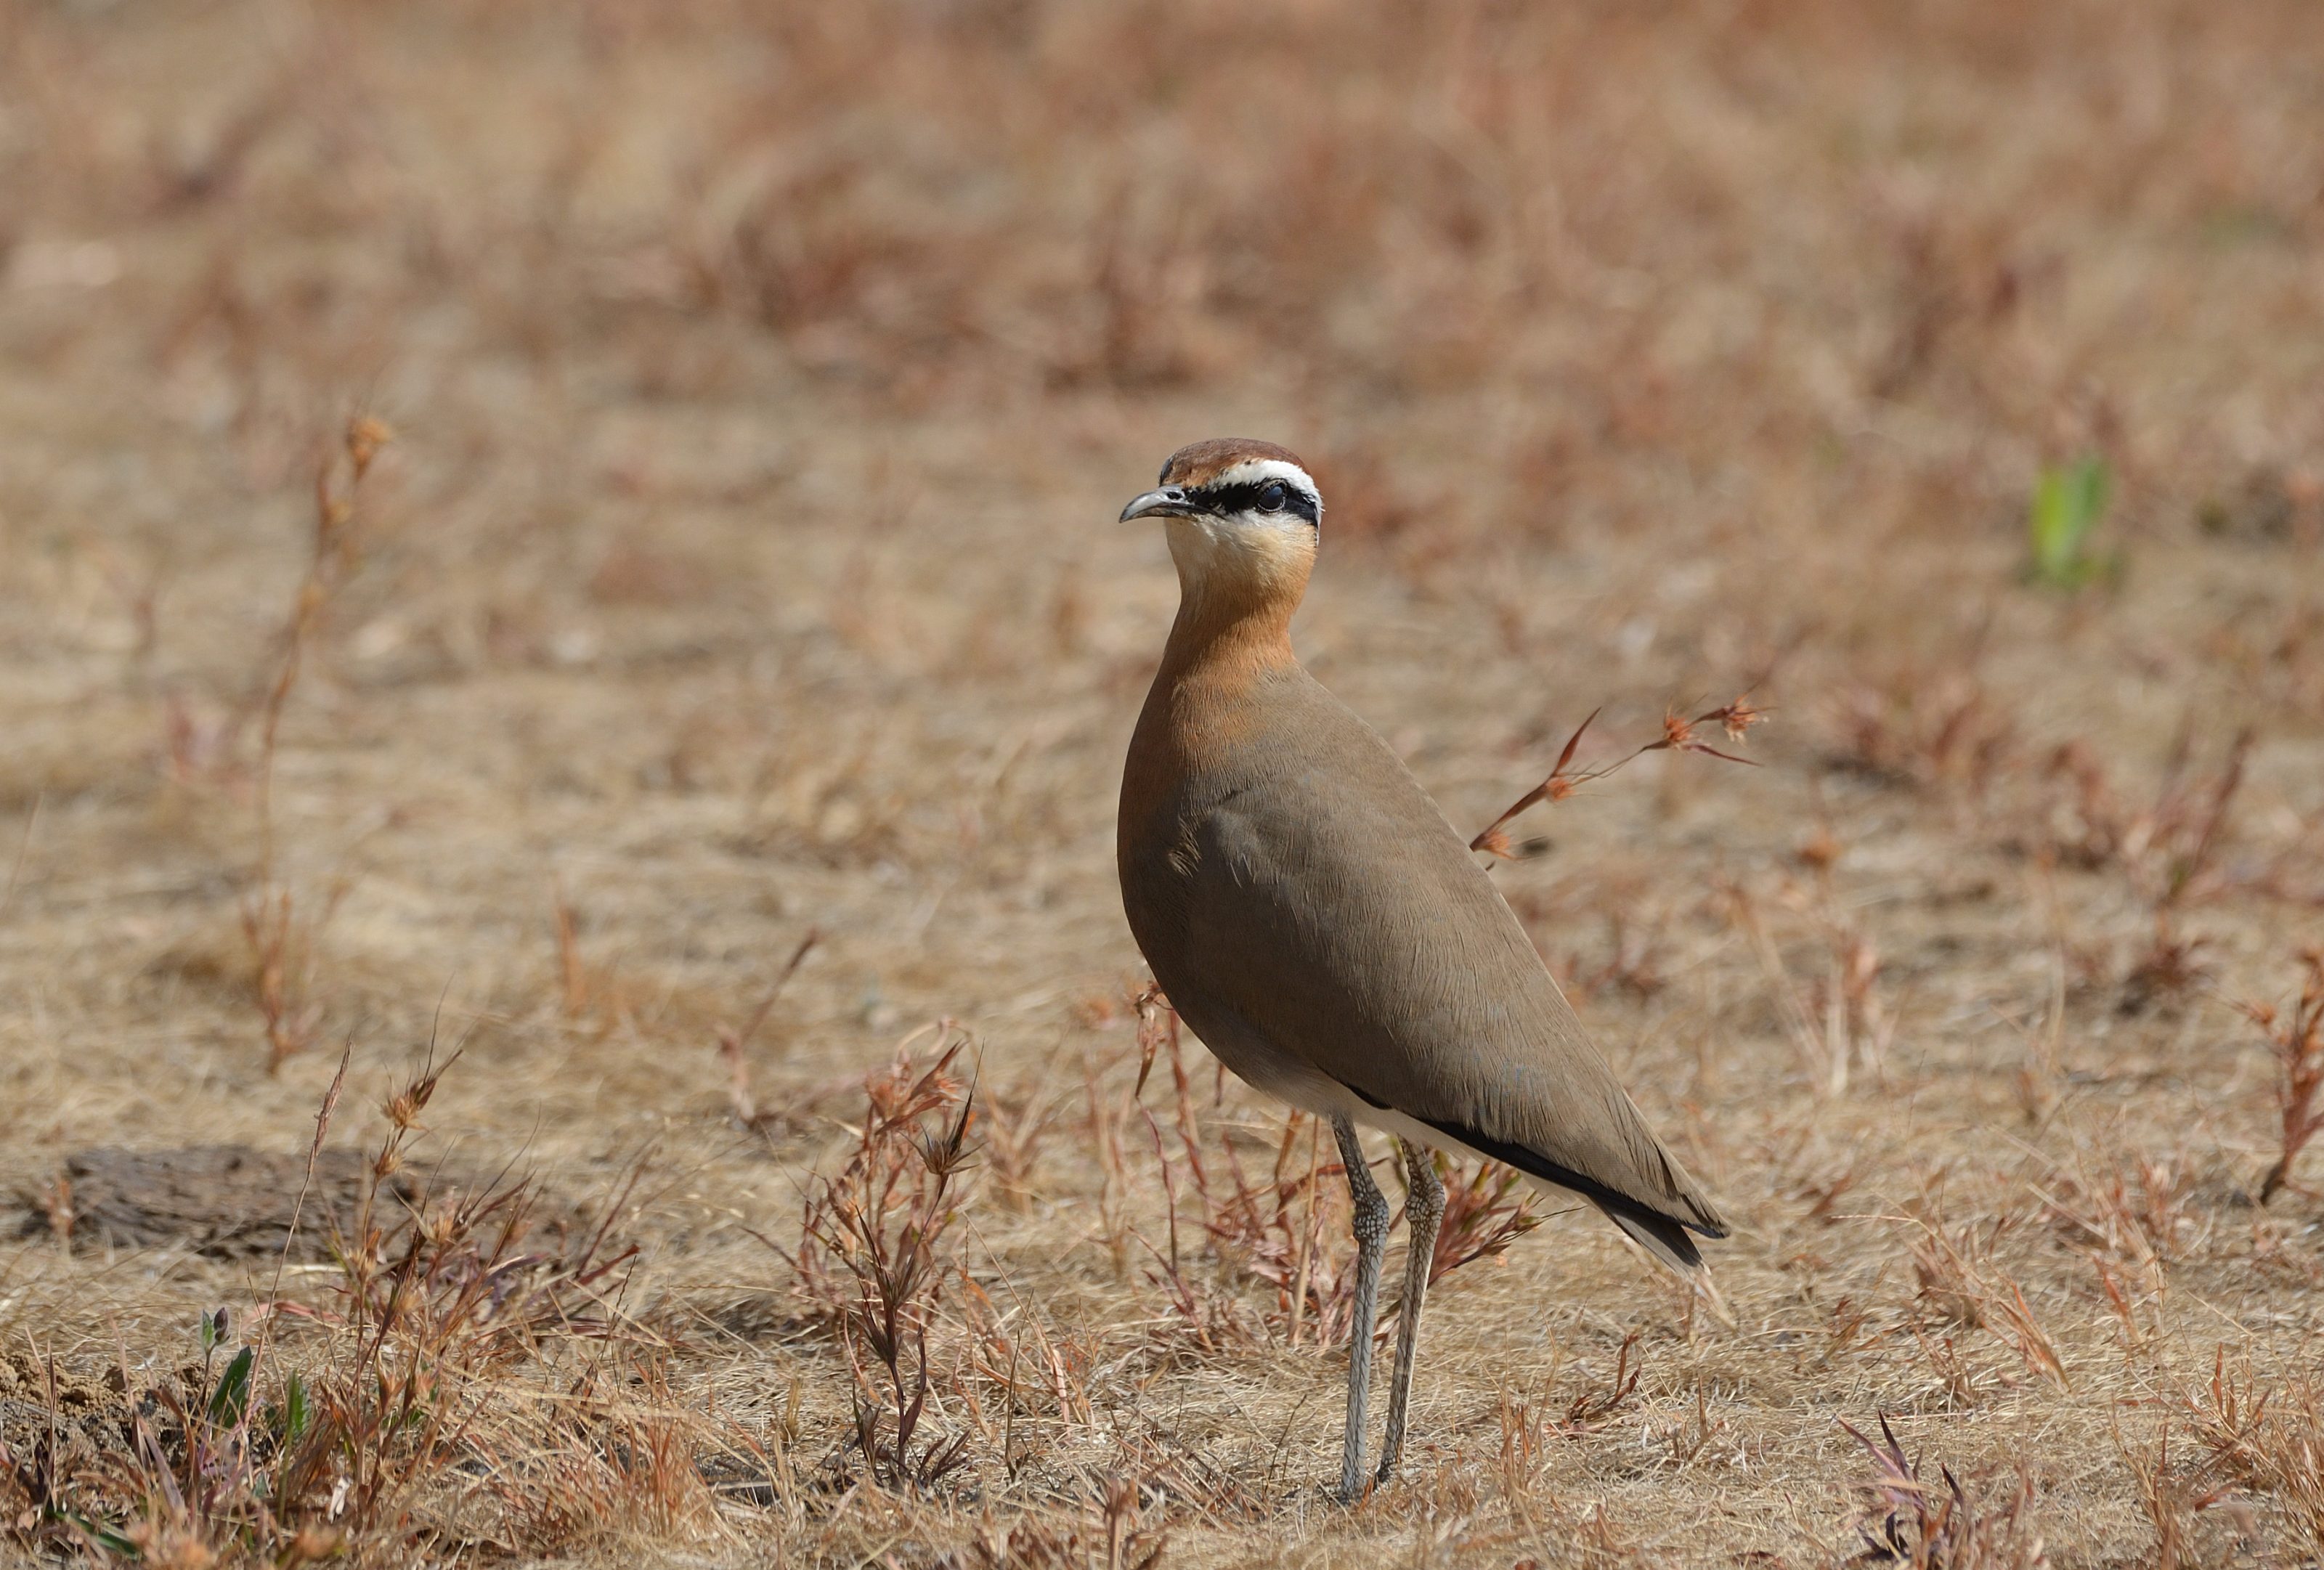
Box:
1330, 1115, 1389, 1503
1375, 1138, 1445, 1484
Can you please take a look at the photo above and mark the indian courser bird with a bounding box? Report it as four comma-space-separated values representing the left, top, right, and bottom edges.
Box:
1115, 438, 1727, 1502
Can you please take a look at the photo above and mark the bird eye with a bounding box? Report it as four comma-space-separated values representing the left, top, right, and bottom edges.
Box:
1258, 481, 1288, 512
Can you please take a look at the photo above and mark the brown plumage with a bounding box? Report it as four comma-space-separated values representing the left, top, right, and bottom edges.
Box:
1115, 438, 1725, 1499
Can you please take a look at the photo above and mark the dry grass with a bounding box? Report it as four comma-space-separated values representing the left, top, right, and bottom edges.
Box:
4, 0, 2324, 1563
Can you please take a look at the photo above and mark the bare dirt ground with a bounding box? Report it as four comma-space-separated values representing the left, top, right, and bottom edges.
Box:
4, 1, 2324, 1564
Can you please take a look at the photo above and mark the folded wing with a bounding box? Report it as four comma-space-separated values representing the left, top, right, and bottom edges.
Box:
1174, 670, 1726, 1263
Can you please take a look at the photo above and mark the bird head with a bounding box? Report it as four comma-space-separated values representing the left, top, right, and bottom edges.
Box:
1119, 439, 1323, 613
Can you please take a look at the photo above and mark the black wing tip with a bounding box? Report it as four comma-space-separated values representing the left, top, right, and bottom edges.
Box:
1359, 1091, 1726, 1249
1618, 1208, 1706, 1270
1609, 1203, 1728, 1258
1594, 1192, 1729, 1258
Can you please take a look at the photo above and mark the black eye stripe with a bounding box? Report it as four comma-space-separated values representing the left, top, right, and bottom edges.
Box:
1194, 479, 1321, 525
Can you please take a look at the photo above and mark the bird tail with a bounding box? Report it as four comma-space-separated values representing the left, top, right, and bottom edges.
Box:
1604, 1205, 1704, 1274
1604, 1205, 1736, 1327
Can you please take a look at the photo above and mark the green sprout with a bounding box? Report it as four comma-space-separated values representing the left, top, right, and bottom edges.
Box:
2026, 455, 2121, 588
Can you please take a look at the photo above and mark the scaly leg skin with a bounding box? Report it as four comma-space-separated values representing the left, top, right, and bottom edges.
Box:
1375, 1138, 1445, 1486
1331, 1115, 1389, 1504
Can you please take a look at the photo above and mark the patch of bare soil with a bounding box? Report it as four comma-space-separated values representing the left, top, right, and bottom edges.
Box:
13, 1146, 587, 1263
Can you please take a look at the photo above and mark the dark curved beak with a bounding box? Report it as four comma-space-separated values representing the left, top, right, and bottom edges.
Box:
1120, 486, 1195, 522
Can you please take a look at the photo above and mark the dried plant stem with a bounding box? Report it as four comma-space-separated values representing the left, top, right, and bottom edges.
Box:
795, 1034, 978, 1493
1471, 697, 1764, 858
718, 928, 822, 1126
2246, 948, 2324, 1205
240, 415, 392, 1073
